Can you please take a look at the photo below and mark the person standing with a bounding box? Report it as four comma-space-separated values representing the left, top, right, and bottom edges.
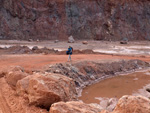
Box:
66, 46, 73, 61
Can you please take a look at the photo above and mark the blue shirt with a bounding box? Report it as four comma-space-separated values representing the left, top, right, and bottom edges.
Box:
68, 47, 72, 55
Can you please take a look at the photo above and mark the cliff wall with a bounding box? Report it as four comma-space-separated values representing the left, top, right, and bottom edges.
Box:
0, 0, 150, 40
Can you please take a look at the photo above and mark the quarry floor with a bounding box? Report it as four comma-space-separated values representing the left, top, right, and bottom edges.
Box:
0, 40, 150, 113
0, 54, 150, 72
0, 40, 150, 71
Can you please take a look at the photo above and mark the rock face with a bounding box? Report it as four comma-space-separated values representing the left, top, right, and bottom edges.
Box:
112, 95, 150, 113
0, 0, 150, 40
50, 101, 102, 113
16, 73, 77, 109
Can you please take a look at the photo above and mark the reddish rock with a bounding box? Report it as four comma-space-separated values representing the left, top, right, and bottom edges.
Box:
16, 73, 77, 109
50, 101, 102, 113
82, 41, 88, 45
100, 110, 110, 113
9, 66, 24, 72
28, 39, 33, 42
112, 95, 150, 113
5, 66, 28, 88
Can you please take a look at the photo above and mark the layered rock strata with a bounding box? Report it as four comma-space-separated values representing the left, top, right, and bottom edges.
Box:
46, 59, 150, 90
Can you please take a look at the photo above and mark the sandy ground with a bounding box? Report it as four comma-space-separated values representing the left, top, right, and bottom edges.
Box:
0, 54, 150, 72
0, 40, 150, 113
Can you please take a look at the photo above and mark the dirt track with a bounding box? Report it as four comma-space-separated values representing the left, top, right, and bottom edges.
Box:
0, 78, 12, 113
0, 54, 150, 71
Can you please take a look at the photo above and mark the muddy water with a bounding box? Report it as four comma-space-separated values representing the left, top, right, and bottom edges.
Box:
79, 70, 150, 104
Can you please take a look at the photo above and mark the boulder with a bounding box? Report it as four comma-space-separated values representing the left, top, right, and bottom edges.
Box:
68, 36, 75, 43
32, 46, 39, 51
82, 41, 88, 45
16, 73, 77, 109
98, 97, 118, 112
5, 66, 28, 88
112, 95, 150, 113
36, 39, 40, 42
107, 98, 118, 111
28, 39, 33, 42
120, 41, 127, 44
54, 40, 59, 43
50, 101, 102, 113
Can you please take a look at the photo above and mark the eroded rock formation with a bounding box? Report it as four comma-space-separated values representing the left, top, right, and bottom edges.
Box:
16, 73, 77, 109
46, 59, 150, 88
0, 0, 150, 40
5, 66, 28, 88
49, 101, 102, 113
112, 95, 150, 113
